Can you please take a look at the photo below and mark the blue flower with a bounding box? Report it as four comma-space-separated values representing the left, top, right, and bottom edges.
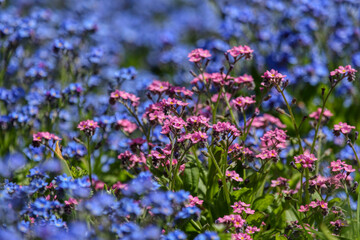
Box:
194, 231, 220, 240
163, 230, 187, 240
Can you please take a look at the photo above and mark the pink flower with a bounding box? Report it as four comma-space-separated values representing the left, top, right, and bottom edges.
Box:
309, 201, 318, 208
330, 219, 347, 227
188, 48, 211, 62
298, 205, 309, 212
187, 195, 204, 207
231, 96, 256, 109
190, 131, 208, 144
261, 69, 287, 86
212, 122, 240, 137
333, 122, 355, 135
186, 115, 211, 128
170, 86, 193, 97
330, 65, 357, 81
309, 108, 333, 120
227, 45, 253, 59
330, 159, 355, 173
294, 153, 317, 169
256, 149, 278, 160
32, 132, 61, 145
232, 233, 252, 240
318, 201, 328, 209
251, 114, 286, 129
225, 170, 243, 182
65, 198, 79, 205
109, 90, 140, 107
116, 119, 137, 134
244, 208, 255, 215
150, 150, 167, 160
162, 98, 189, 107
245, 226, 260, 234
78, 120, 99, 132
234, 74, 254, 84
147, 80, 171, 94
271, 177, 289, 187
260, 128, 287, 149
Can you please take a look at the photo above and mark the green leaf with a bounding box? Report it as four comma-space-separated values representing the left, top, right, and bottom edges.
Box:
183, 162, 200, 195
275, 233, 287, 240
253, 194, 274, 212
231, 187, 251, 202
246, 212, 265, 225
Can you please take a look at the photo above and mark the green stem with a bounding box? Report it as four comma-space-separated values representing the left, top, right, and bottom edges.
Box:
310, 86, 336, 154
223, 87, 238, 127
87, 136, 93, 189
276, 85, 303, 153
349, 141, 360, 168
207, 146, 231, 206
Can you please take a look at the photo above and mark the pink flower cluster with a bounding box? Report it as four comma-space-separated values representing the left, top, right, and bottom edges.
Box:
234, 74, 254, 84
187, 195, 203, 207
178, 131, 208, 144
294, 153, 317, 169
186, 115, 211, 128
333, 122, 355, 135
144, 103, 166, 124
330, 219, 347, 227
161, 97, 189, 107
231, 96, 256, 109
270, 177, 289, 187
147, 80, 170, 94
110, 90, 140, 107
330, 65, 357, 76
251, 114, 286, 129
298, 200, 328, 212
260, 128, 287, 149
33, 132, 62, 143
309, 108, 333, 120
118, 151, 146, 169
330, 159, 355, 173
77, 120, 99, 132
161, 116, 186, 134
147, 80, 193, 97
218, 201, 259, 239
256, 149, 278, 160
228, 143, 253, 156
188, 48, 211, 62
226, 170, 243, 182
227, 45, 253, 59
116, 119, 137, 134
261, 69, 287, 86
309, 173, 351, 190
212, 122, 241, 137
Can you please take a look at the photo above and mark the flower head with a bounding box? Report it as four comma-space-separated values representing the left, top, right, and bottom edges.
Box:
188, 48, 211, 63
333, 122, 355, 135
78, 120, 99, 136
